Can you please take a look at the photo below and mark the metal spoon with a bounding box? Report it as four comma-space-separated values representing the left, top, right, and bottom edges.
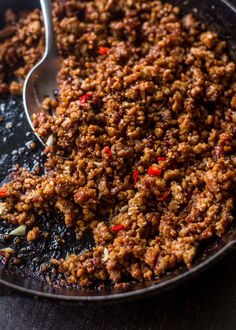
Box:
23, 0, 61, 146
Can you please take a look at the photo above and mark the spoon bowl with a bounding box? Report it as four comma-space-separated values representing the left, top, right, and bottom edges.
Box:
23, 0, 61, 146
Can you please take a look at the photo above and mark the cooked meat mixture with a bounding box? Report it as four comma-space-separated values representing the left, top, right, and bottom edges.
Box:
0, 0, 235, 287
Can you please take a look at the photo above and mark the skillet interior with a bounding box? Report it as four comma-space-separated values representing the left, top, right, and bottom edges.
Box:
0, 0, 235, 303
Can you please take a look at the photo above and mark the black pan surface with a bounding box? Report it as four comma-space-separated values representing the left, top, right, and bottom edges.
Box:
0, 0, 236, 304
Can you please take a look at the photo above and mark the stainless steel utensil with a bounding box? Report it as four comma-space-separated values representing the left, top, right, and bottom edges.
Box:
23, 0, 61, 146
0, 0, 236, 304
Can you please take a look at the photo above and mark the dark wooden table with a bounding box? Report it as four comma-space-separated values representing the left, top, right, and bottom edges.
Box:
0, 251, 236, 330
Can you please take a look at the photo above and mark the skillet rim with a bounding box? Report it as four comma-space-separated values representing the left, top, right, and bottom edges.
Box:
0, 240, 235, 304
0, 0, 236, 303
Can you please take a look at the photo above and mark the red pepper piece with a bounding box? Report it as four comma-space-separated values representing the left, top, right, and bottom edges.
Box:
132, 170, 139, 188
98, 46, 110, 55
103, 146, 112, 157
0, 189, 8, 198
158, 191, 170, 201
79, 93, 92, 104
157, 156, 166, 162
111, 224, 125, 233
147, 166, 162, 176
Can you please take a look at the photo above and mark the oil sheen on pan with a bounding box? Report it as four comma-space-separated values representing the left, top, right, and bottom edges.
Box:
0, 0, 235, 292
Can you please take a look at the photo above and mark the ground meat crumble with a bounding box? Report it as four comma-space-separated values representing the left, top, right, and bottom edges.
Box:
0, 0, 235, 287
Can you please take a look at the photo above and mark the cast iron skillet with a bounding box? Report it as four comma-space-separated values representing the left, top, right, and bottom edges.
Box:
0, 0, 236, 304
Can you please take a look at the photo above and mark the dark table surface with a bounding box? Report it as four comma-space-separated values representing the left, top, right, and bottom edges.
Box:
0, 250, 236, 330
0, 0, 236, 328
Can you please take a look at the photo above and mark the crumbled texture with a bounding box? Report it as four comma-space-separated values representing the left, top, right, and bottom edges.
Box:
0, 0, 236, 287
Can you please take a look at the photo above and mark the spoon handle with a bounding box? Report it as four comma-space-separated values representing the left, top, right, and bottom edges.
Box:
40, 0, 58, 57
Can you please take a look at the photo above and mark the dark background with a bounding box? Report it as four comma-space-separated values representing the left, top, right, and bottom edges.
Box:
0, 251, 236, 330
0, 1, 236, 329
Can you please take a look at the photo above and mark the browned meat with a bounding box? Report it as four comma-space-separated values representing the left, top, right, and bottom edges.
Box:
0, 0, 235, 287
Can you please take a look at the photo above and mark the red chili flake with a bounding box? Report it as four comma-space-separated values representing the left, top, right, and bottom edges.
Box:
157, 156, 166, 162
111, 224, 125, 233
158, 191, 170, 201
147, 166, 162, 176
98, 46, 110, 55
103, 146, 112, 157
79, 93, 92, 104
0, 189, 8, 198
132, 170, 139, 188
